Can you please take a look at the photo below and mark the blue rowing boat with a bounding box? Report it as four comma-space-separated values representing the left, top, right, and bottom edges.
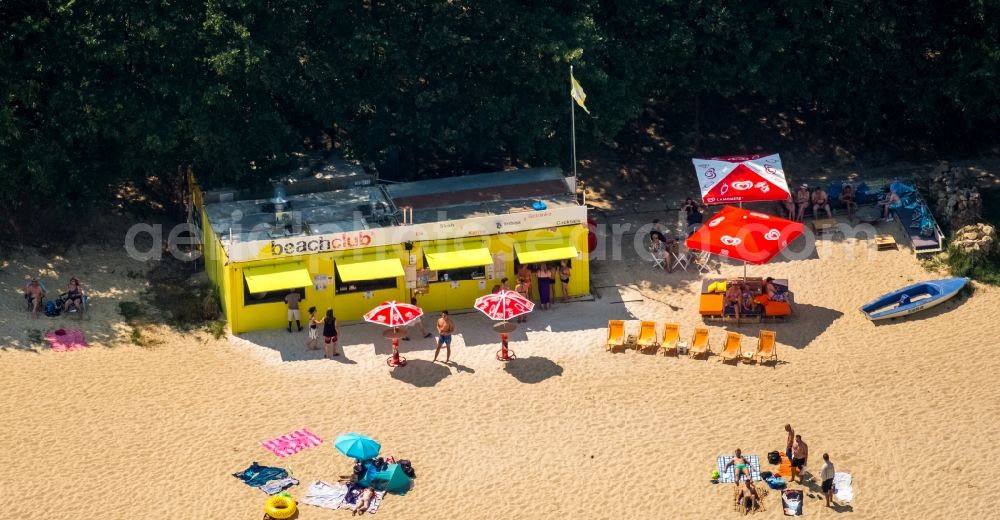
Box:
860, 277, 969, 321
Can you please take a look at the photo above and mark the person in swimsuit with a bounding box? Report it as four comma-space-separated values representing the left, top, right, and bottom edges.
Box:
784, 424, 795, 460
737, 478, 761, 512
401, 296, 433, 341
878, 185, 901, 221
353, 486, 375, 516
725, 284, 743, 319
514, 280, 529, 322
305, 306, 320, 350
795, 184, 811, 221
791, 434, 809, 483
536, 263, 553, 310
24, 279, 45, 318
558, 260, 570, 301
839, 184, 858, 221
322, 308, 340, 358
820, 453, 836, 507
517, 264, 532, 298
63, 277, 85, 317
434, 310, 455, 363
812, 187, 832, 219
723, 448, 752, 485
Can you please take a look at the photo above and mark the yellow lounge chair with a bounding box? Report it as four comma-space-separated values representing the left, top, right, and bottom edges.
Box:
635, 321, 659, 353
606, 320, 626, 352
719, 331, 743, 363
754, 330, 778, 365
689, 327, 711, 358
658, 323, 680, 356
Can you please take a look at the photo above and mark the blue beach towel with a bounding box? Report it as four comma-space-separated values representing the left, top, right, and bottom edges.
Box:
233, 462, 288, 488
717, 454, 761, 483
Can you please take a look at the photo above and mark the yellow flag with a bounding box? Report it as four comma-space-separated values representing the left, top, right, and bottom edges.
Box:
570, 71, 590, 114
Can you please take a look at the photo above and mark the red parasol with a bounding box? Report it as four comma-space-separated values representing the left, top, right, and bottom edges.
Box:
474, 290, 535, 321
692, 153, 790, 205
685, 205, 805, 266
363, 300, 423, 327
364, 301, 423, 367
474, 290, 534, 362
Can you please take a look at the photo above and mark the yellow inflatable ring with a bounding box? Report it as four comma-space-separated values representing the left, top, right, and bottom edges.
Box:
264, 495, 297, 519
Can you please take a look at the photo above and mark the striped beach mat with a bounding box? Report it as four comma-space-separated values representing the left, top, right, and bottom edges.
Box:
717, 454, 761, 483
261, 428, 323, 458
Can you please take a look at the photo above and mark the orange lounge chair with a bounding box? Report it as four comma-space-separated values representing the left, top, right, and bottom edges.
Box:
754, 330, 778, 365
658, 323, 680, 356
719, 332, 743, 363
606, 320, 626, 352
699, 293, 724, 317
635, 321, 659, 353
689, 327, 711, 358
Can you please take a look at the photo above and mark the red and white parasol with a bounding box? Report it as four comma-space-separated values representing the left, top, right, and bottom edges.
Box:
685, 205, 805, 266
474, 290, 535, 322
692, 153, 790, 205
363, 300, 423, 328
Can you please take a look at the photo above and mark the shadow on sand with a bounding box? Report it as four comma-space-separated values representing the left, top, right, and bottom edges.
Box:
720, 302, 844, 350
389, 359, 451, 387
503, 356, 563, 384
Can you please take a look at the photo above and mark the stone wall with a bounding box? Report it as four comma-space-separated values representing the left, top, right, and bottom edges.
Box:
952, 223, 997, 258
923, 162, 983, 232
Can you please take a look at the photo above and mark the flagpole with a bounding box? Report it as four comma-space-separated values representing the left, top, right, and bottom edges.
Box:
570, 65, 577, 179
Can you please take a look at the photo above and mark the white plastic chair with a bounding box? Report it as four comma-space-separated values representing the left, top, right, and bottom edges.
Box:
692, 251, 715, 274
672, 244, 690, 272
649, 244, 666, 270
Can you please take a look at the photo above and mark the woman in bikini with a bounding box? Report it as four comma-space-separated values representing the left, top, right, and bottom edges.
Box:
63, 277, 85, 317
558, 260, 571, 302
517, 263, 532, 300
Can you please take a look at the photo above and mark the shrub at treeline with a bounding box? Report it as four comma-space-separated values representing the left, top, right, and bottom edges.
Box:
2, 1, 998, 227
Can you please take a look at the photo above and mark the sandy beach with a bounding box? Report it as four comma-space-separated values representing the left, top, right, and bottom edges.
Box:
2, 214, 997, 519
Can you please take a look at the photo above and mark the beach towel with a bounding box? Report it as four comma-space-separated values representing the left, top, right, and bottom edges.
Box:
782, 489, 803, 516
260, 477, 299, 495
301, 480, 349, 510
44, 328, 88, 352
717, 454, 761, 483
833, 472, 853, 503
261, 428, 323, 458
341, 484, 387, 515
365, 490, 387, 514
233, 462, 288, 488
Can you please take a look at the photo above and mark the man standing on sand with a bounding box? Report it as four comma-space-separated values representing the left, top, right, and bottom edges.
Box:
791, 434, 809, 483
820, 453, 836, 507
284, 290, 302, 332
434, 310, 455, 363
784, 424, 795, 460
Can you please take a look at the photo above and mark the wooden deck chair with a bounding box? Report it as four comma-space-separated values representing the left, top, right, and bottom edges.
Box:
658, 323, 680, 356
754, 330, 778, 365
689, 327, 711, 358
635, 321, 659, 353
606, 320, 626, 352
719, 331, 743, 363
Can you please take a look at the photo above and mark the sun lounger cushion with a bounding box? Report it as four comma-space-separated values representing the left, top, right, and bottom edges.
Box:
700, 294, 724, 315
707, 281, 727, 294
764, 300, 791, 317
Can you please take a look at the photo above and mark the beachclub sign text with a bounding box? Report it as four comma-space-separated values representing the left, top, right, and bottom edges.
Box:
228, 204, 588, 262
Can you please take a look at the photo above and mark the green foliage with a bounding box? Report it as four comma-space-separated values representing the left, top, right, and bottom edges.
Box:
118, 301, 145, 322
2, 0, 999, 232
208, 319, 227, 340
944, 244, 1000, 286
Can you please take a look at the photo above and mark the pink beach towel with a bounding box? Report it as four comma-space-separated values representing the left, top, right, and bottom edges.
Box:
44, 329, 88, 352
261, 428, 323, 458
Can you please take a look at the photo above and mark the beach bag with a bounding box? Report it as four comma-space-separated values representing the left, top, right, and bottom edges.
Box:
761, 471, 774, 480
44, 300, 61, 317
766, 476, 787, 489
767, 451, 781, 465
399, 459, 416, 478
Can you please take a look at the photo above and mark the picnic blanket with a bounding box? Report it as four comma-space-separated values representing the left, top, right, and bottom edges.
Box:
782, 489, 803, 516
834, 472, 853, 503
302, 481, 349, 510
233, 462, 288, 488
261, 428, 323, 458
717, 454, 761, 483
45, 328, 88, 352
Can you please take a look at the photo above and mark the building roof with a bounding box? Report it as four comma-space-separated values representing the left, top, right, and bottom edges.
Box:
201, 165, 577, 249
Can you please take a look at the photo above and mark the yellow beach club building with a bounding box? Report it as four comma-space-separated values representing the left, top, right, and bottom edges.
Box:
192, 167, 590, 333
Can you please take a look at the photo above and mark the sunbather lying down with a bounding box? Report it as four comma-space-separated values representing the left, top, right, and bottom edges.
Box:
353, 486, 375, 516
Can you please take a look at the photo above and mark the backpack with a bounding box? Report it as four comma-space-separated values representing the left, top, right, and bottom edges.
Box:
44, 300, 61, 317
767, 451, 781, 465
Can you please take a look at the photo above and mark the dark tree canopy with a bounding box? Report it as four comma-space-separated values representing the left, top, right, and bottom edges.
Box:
2, 1, 998, 234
